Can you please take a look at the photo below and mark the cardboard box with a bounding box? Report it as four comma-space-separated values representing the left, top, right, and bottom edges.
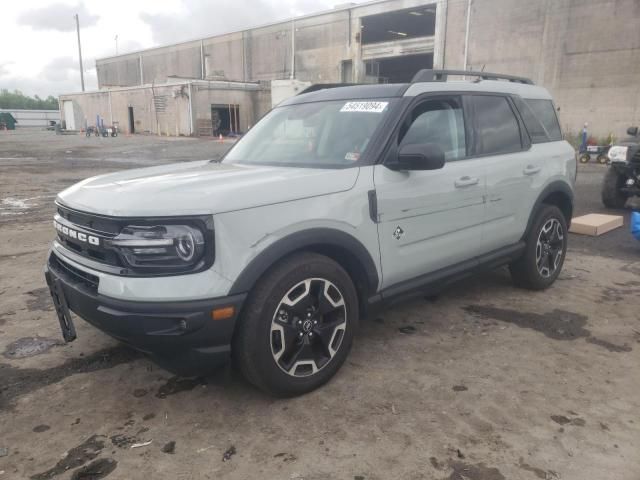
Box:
569, 214, 624, 236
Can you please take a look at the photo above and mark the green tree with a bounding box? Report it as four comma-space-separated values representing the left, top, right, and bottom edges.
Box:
0, 89, 58, 110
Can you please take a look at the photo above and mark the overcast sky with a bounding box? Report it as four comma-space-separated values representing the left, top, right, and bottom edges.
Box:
1, 0, 361, 97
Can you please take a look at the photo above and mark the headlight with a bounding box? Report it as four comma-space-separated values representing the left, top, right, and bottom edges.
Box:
608, 146, 628, 163
107, 224, 207, 273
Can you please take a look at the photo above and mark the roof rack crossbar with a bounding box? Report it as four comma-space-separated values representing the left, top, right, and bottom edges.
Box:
412, 69, 534, 85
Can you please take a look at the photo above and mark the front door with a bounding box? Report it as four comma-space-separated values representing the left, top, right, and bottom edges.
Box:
374, 96, 486, 290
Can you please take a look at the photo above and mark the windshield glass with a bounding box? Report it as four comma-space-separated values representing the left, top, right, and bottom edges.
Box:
223, 99, 396, 168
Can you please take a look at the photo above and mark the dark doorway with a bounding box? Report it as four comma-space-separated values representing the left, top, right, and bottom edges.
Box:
361, 5, 436, 44
211, 104, 240, 136
341, 60, 353, 83
128, 106, 135, 134
373, 53, 433, 83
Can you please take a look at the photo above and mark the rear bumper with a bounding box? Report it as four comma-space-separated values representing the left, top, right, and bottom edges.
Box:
45, 254, 245, 376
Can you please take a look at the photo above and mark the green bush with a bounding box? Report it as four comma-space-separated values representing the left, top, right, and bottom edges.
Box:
0, 89, 58, 110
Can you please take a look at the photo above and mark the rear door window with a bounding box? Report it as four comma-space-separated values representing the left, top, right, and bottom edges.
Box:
523, 99, 562, 141
469, 95, 523, 155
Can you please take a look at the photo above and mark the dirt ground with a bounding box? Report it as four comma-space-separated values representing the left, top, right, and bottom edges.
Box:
1, 130, 639, 480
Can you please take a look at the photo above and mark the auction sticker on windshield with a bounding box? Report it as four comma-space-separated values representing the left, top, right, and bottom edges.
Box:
340, 101, 389, 113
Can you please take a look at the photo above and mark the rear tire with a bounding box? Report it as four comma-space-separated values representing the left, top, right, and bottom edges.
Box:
510, 205, 568, 290
233, 252, 358, 397
596, 154, 608, 164
579, 153, 590, 163
601, 167, 628, 209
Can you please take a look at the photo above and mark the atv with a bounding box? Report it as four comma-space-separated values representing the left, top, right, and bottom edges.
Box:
601, 126, 640, 209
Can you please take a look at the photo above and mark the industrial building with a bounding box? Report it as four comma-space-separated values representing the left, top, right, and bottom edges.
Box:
59, 0, 640, 139
0, 109, 60, 129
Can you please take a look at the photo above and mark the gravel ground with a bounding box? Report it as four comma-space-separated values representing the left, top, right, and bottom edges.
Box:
0, 130, 638, 480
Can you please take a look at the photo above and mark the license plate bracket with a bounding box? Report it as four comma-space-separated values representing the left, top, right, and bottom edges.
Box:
49, 278, 77, 342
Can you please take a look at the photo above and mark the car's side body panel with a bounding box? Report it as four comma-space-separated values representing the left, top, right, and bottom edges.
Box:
373, 159, 487, 288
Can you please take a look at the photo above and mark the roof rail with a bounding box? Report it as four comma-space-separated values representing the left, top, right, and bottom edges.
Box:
298, 83, 358, 95
412, 69, 534, 85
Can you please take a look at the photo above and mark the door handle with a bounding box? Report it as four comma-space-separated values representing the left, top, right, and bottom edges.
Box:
454, 176, 480, 188
523, 165, 541, 175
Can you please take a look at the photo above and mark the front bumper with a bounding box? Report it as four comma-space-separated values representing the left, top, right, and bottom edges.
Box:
45, 252, 246, 376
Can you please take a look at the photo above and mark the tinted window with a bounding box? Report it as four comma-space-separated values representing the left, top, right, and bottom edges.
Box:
471, 95, 522, 155
514, 97, 548, 143
400, 98, 466, 161
524, 99, 562, 141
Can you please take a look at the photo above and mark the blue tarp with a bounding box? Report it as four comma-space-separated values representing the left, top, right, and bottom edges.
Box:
631, 211, 640, 241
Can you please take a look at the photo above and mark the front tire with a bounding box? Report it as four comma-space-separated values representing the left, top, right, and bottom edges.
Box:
601, 167, 628, 209
510, 205, 568, 290
233, 252, 358, 396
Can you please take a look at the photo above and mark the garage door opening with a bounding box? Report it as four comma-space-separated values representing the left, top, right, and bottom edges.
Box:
367, 53, 434, 83
361, 5, 436, 44
211, 104, 240, 136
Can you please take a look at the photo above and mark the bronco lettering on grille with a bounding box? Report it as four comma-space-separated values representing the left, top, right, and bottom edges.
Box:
54, 220, 100, 246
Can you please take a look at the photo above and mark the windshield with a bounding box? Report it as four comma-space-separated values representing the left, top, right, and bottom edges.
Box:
223, 99, 396, 168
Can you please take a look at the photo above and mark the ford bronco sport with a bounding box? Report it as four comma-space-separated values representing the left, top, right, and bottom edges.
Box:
45, 70, 576, 396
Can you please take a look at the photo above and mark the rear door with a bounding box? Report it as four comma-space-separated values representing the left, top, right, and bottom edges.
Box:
466, 94, 540, 251
374, 95, 487, 289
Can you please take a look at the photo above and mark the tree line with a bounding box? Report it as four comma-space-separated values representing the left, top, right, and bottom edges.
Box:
0, 89, 58, 110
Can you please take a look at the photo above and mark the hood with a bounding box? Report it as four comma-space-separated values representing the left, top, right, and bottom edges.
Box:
57, 161, 359, 217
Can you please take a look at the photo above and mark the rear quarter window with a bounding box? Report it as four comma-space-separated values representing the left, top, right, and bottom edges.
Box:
520, 98, 562, 142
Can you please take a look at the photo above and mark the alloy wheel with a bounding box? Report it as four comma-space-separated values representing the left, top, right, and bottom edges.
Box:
535, 218, 564, 278
270, 278, 347, 377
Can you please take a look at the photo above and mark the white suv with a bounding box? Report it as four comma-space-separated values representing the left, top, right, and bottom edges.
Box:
45, 70, 576, 396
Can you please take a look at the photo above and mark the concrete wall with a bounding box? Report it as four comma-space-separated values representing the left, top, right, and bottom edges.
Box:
444, 0, 640, 140
59, 82, 268, 136
95, 0, 441, 88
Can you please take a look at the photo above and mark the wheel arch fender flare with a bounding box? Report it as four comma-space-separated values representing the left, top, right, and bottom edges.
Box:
523, 181, 574, 239
228, 228, 380, 296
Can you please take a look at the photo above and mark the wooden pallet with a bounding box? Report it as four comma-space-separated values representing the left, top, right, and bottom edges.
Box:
197, 118, 212, 137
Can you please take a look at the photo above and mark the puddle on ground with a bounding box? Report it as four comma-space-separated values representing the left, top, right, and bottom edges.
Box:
3, 336, 63, 359
70, 458, 117, 480
0, 346, 142, 410
162, 441, 176, 454
30, 435, 106, 480
551, 414, 585, 426
26, 288, 53, 312
110, 434, 138, 449
464, 306, 631, 353
155, 376, 205, 399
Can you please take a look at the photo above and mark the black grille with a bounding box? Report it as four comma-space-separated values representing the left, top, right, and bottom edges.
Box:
49, 253, 99, 292
57, 204, 121, 235
56, 204, 122, 267
632, 148, 640, 163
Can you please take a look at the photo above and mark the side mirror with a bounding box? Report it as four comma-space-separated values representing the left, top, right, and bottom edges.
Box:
389, 143, 446, 171
627, 126, 639, 136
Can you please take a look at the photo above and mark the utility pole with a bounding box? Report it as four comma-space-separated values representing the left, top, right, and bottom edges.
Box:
74, 14, 85, 91
290, 17, 295, 80
115, 34, 119, 55
463, 0, 472, 76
